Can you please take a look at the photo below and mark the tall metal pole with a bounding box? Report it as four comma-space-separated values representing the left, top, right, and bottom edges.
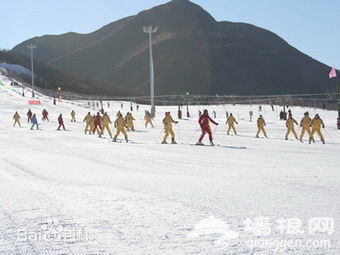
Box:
27, 44, 36, 98
143, 25, 158, 117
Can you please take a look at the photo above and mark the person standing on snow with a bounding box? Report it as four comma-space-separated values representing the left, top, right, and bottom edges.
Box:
125, 112, 136, 131
30, 114, 39, 130
144, 111, 154, 128
27, 109, 33, 123
83, 112, 93, 134
13, 111, 21, 127
70, 110, 76, 122
113, 113, 128, 142
285, 114, 299, 140
161, 112, 179, 144
309, 113, 325, 144
196, 109, 218, 146
249, 110, 253, 122
226, 113, 238, 135
256, 115, 268, 138
101, 112, 113, 138
92, 112, 102, 136
57, 114, 66, 130
42, 109, 49, 121
299, 112, 312, 142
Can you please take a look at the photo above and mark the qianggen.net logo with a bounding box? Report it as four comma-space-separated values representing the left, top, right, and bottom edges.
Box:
186, 216, 334, 253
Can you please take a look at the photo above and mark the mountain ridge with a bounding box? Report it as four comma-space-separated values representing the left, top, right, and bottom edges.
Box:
9, 0, 333, 96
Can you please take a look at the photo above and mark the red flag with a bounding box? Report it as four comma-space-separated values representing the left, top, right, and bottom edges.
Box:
329, 67, 336, 79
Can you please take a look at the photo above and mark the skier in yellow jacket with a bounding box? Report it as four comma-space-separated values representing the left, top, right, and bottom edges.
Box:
144, 111, 154, 128
125, 112, 135, 131
285, 114, 299, 140
309, 114, 325, 144
226, 113, 238, 135
113, 113, 128, 142
83, 112, 93, 134
70, 110, 76, 122
162, 112, 179, 144
256, 115, 268, 138
13, 111, 21, 127
101, 112, 113, 138
299, 112, 312, 142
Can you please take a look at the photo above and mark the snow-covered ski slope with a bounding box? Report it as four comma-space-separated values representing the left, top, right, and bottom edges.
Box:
0, 74, 339, 255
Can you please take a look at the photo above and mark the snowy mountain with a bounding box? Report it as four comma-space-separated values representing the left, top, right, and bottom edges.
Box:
11, 0, 333, 96
0, 63, 31, 77
0, 73, 339, 254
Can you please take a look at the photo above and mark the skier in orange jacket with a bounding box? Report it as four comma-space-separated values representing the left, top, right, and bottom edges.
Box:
309, 114, 325, 144
144, 111, 154, 128
13, 111, 21, 127
299, 112, 312, 142
256, 115, 268, 138
70, 110, 76, 122
226, 113, 238, 135
101, 112, 113, 138
125, 112, 135, 131
162, 112, 178, 144
113, 113, 128, 142
285, 114, 298, 140
83, 112, 93, 134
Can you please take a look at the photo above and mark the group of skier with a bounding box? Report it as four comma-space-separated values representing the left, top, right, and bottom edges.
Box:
288, 111, 325, 144
11, 106, 327, 145
83, 111, 136, 142
222, 110, 325, 144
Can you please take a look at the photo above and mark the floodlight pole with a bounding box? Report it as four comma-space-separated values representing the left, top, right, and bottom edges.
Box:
143, 25, 158, 117
27, 44, 36, 98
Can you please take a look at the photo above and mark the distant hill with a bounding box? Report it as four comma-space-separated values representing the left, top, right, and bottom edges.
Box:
10, 0, 334, 96
0, 63, 31, 76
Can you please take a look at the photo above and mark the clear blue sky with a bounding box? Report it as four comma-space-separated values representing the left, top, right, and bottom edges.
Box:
1, 0, 339, 68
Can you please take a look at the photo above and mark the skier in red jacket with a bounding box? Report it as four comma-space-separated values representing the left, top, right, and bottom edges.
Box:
197, 109, 218, 146
93, 112, 102, 136
27, 109, 33, 123
42, 109, 49, 121
57, 114, 66, 130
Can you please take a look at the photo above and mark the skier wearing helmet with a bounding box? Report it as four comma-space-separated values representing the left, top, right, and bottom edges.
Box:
196, 109, 218, 146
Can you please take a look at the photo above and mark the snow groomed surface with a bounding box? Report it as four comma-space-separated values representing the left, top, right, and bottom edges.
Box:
0, 74, 339, 254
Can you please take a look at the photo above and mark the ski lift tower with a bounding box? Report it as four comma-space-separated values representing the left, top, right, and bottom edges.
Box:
143, 25, 158, 118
